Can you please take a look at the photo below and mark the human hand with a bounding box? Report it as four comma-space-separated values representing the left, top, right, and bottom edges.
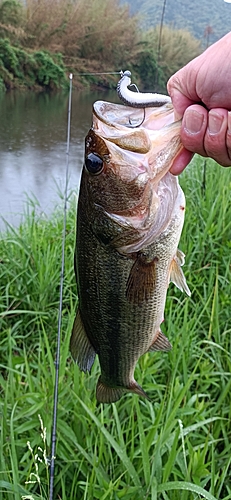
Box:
167, 32, 231, 174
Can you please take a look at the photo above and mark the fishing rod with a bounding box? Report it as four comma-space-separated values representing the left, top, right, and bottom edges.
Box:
47, 68, 126, 497
48, 68, 123, 498
49, 73, 73, 500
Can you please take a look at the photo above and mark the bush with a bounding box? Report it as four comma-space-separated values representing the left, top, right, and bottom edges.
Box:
33, 50, 67, 88
0, 1, 202, 91
0, 0, 23, 26
0, 38, 67, 89
141, 25, 202, 89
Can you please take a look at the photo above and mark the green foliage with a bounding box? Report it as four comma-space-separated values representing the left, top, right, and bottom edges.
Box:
0, 158, 231, 498
0, 75, 5, 91
0, 0, 23, 26
0, 0, 25, 45
0, 38, 67, 89
0, 0, 142, 88
130, 25, 201, 92
121, 0, 231, 47
132, 44, 165, 91
17, 0, 141, 68
138, 25, 201, 91
33, 51, 67, 88
0, 0, 204, 91
0, 38, 23, 78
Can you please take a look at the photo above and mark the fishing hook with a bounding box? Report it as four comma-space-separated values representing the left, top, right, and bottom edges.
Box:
117, 70, 172, 128
117, 71, 145, 127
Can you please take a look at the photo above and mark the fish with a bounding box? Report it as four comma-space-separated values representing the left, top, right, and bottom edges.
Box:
70, 84, 191, 404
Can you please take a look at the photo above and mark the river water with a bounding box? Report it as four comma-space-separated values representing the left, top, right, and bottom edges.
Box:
0, 88, 118, 231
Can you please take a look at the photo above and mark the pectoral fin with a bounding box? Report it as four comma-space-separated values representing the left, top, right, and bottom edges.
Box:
70, 308, 96, 372
170, 250, 191, 296
148, 330, 172, 352
126, 254, 157, 305
176, 248, 186, 266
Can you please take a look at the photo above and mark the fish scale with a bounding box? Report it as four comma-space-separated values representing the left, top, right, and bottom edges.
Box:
70, 96, 191, 403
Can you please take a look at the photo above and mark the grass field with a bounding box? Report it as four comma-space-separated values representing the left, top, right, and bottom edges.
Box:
0, 156, 231, 499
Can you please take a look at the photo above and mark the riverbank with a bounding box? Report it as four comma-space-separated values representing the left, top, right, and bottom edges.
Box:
0, 37, 120, 92
0, 156, 231, 498
0, 0, 202, 92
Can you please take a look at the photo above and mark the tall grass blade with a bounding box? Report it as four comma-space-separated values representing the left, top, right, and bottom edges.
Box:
76, 395, 142, 489
158, 481, 218, 500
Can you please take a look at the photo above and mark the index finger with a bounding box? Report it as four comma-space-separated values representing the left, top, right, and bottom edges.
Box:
167, 80, 198, 120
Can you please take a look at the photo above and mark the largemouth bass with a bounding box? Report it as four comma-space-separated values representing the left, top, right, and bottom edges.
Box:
70, 88, 190, 403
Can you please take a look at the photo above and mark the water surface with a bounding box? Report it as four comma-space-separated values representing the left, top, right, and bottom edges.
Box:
0, 88, 118, 231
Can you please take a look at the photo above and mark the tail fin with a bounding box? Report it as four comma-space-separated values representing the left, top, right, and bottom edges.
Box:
96, 377, 150, 403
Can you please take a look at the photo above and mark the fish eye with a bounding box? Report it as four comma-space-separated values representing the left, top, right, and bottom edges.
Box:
85, 153, 104, 175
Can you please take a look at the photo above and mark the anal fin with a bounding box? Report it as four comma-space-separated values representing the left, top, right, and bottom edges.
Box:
70, 308, 96, 372
148, 330, 172, 352
96, 379, 126, 403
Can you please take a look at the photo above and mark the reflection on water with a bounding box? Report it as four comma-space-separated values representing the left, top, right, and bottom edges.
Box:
0, 88, 118, 231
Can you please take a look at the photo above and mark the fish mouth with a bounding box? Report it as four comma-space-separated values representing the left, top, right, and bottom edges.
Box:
87, 100, 183, 253
92, 100, 174, 130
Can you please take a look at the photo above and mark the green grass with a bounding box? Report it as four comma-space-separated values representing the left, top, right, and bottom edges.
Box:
0, 157, 231, 499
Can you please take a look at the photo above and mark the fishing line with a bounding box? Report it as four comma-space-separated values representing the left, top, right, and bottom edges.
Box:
77, 71, 122, 76
49, 73, 73, 500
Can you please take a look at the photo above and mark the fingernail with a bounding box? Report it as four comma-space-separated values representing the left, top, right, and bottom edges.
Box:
208, 112, 224, 134
185, 110, 204, 134
228, 111, 231, 133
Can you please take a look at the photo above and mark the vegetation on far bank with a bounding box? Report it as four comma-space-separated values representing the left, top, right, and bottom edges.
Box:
121, 0, 231, 47
0, 38, 68, 91
0, 157, 231, 499
0, 0, 202, 92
